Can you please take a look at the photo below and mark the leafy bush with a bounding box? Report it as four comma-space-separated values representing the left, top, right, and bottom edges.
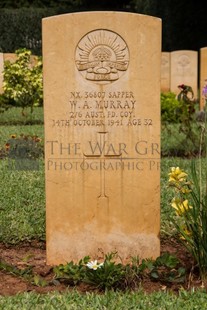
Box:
161, 92, 182, 123
0, 48, 43, 114
161, 87, 198, 125
161, 86, 203, 157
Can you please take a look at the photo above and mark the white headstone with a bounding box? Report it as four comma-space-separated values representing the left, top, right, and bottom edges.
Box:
170, 50, 198, 97
43, 12, 161, 265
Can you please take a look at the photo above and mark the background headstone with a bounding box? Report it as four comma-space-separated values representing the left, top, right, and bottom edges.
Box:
3, 53, 17, 63
170, 50, 198, 98
161, 52, 170, 93
43, 12, 161, 265
200, 47, 207, 110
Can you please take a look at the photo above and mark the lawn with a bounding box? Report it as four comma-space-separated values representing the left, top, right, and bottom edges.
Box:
1, 290, 207, 309
0, 107, 206, 308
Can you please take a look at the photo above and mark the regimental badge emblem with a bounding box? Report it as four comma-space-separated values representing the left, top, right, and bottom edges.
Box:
75, 29, 129, 84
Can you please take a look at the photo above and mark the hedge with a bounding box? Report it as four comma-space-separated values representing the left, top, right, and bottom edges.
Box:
0, 8, 76, 55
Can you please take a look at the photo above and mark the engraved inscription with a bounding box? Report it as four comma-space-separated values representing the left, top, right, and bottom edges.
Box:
177, 55, 191, 75
75, 29, 129, 84
50, 89, 154, 128
83, 131, 122, 198
50, 88, 150, 127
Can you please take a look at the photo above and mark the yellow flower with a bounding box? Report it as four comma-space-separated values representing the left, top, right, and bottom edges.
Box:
181, 187, 191, 194
168, 167, 187, 183
183, 226, 192, 236
11, 134, 16, 139
171, 198, 192, 216
180, 226, 192, 240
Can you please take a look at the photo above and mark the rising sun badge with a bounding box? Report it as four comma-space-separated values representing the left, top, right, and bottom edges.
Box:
75, 29, 129, 84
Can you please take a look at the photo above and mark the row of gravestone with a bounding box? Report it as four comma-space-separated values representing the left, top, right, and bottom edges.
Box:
1, 49, 207, 110
161, 48, 207, 110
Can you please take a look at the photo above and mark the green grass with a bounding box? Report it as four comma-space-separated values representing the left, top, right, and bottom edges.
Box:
161, 122, 204, 157
0, 109, 45, 243
0, 108, 45, 242
0, 107, 44, 125
0, 159, 45, 243
0, 289, 207, 309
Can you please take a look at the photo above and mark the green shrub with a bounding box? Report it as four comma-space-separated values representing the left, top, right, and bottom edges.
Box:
161, 92, 182, 123
161, 86, 202, 157
0, 8, 59, 55
0, 48, 43, 114
161, 87, 198, 124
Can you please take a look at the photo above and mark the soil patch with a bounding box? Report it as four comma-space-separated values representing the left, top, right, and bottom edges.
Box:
0, 238, 204, 296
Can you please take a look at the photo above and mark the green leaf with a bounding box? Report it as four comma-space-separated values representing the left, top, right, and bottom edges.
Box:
33, 275, 48, 287
150, 271, 159, 279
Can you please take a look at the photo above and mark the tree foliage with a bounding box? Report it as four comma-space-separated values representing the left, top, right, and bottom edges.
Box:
0, 48, 43, 114
131, 0, 207, 51
0, 0, 82, 8
0, 0, 207, 52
